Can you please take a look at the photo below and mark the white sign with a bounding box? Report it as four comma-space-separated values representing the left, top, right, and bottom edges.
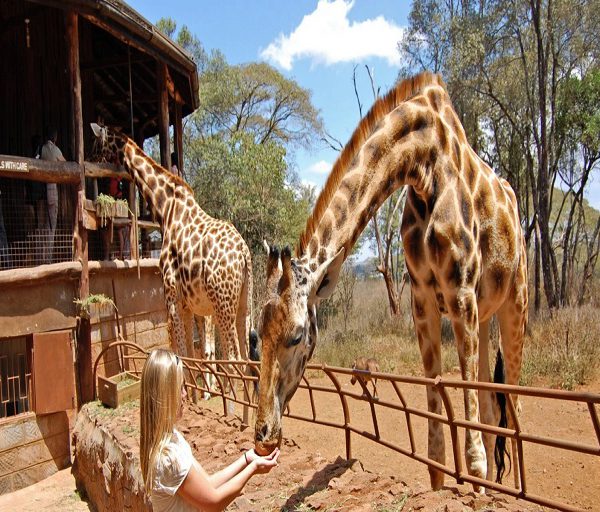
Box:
0, 160, 29, 172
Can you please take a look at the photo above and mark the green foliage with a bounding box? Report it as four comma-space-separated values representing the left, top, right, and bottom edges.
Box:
189, 133, 311, 253
400, 0, 600, 309
74, 293, 116, 319
155, 17, 207, 64
152, 19, 323, 258
557, 70, 600, 154
193, 60, 324, 150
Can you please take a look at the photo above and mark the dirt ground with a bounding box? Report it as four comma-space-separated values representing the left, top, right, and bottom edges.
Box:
0, 370, 598, 511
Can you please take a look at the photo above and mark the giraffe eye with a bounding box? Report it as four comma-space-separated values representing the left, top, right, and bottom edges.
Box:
286, 335, 302, 348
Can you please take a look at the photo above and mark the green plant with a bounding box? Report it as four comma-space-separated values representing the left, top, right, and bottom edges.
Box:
95, 193, 116, 227
74, 293, 117, 319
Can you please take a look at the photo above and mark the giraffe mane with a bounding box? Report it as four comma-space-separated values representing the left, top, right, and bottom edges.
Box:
297, 71, 446, 257
124, 136, 194, 194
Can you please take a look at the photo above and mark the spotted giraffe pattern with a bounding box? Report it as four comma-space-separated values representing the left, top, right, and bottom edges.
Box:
252, 73, 528, 492
89, 124, 253, 363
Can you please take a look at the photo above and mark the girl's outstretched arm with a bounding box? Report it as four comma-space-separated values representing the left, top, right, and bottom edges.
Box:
177, 448, 280, 512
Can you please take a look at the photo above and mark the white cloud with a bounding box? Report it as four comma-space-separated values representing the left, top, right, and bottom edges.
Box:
260, 0, 404, 70
307, 160, 332, 175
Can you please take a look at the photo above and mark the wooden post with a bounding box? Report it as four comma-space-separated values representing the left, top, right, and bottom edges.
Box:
128, 180, 139, 260
156, 61, 171, 170
174, 101, 184, 178
67, 11, 93, 406
131, 131, 146, 259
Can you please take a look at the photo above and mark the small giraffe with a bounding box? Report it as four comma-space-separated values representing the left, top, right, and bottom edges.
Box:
89, 123, 253, 369
253, 73, 527, 493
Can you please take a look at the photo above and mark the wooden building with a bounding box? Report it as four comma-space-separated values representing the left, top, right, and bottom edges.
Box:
0, 0, 198, 493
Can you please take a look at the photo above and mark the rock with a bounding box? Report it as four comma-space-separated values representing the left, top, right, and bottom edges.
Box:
224, 443, 237, 455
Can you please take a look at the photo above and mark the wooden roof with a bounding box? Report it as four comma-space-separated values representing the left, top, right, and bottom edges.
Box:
0, 0, 199, 155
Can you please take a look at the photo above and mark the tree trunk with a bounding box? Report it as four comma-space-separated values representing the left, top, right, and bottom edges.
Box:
379, 265, 400, 316
534, 218, 541, 312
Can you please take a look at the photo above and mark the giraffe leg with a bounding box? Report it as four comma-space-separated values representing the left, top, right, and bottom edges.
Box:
449, 289, 487, 492
182, 307, 196, 360
164, 286, 187, 357
496, 283, 527, 490
478, 320, 498, 482
213, 310, 240, 417
181, 307, 198, 403
195, 315, 214, 400
411, 289, 444, 490
235, 279, 251, 427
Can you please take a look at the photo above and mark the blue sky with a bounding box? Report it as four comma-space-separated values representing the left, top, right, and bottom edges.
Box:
128, 0, 600, 212
127, 0, 410, 193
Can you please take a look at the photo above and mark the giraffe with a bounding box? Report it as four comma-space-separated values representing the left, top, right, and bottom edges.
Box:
89, 124, 254, 418
252, 73, 528, 492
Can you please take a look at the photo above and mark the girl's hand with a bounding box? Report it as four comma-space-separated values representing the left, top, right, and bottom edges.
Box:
251, 448, 280, 474
245, 448, 278, 464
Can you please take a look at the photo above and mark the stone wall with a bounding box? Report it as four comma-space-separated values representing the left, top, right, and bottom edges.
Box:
72, 403, 150, 511
0, 411, 73, 495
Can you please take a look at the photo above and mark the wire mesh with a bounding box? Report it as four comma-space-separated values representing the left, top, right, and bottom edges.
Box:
0, 178, 73, 270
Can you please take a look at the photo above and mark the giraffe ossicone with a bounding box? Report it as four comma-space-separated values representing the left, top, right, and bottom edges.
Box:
253, 72, 527, 493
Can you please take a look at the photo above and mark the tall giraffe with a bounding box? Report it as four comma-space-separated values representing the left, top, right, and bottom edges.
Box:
252, 73, 528, 492
89, 123, 253, 369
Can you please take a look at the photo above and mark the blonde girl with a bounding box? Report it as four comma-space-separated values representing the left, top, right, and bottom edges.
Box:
140, 349, 279, 511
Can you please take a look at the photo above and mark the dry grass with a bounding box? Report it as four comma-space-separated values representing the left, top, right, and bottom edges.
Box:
313, 280, 600, 390
522, 305, 600, 389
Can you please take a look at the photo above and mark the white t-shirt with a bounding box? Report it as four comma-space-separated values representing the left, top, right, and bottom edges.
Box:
151, 429, 198, 512
40, 141, 64, 205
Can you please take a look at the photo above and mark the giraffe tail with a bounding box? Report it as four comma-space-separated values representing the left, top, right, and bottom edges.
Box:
493, 347, 511, 483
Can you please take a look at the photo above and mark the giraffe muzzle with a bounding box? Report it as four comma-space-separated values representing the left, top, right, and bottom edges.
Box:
254, 423, 282, 456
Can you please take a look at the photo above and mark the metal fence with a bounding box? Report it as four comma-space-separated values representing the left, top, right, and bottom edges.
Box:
94, 341, 600, 512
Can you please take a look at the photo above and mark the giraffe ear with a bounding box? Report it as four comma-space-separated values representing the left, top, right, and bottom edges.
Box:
265, 244, 282, 296
310, 247, 345, 302
90, 123, 107, 143
277, 246, 293, 294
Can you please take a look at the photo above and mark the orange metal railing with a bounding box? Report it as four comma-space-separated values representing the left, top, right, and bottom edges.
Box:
93, 341, 600, 512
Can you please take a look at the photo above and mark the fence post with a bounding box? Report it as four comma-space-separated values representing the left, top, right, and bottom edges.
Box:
322, 365, 352, 459
435, 376, 464, 484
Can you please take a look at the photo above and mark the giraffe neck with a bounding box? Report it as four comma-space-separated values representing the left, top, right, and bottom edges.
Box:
301, 88, 453, 267
122, 140, 200, 226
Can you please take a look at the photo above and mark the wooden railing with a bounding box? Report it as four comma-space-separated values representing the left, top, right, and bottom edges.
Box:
93, 341, 600, 512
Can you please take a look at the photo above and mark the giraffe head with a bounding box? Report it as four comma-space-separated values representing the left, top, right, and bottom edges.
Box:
89, 123, 127, 166
254, 243, 344, 455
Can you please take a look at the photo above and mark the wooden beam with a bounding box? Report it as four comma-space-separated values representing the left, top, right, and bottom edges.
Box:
0, 259, 160, 288
81, 55, 151, 71
174, 101, 184, 177
128, 180, 139, 260
0, 156, 80, 184
67, 10, 93, 407
95, 95, 157, 104
84, 161, 131, 181
156, 61, 171, 169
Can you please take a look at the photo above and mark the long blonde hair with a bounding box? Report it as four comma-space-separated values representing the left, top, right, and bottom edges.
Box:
140, 349, 184, 491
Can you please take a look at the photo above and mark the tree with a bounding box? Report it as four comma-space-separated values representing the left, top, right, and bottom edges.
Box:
555, 71, 600, 304
153, 19, 323, 249
398, 0, 600, 311
188, 132, 312, 254
192, 61, 324, 152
